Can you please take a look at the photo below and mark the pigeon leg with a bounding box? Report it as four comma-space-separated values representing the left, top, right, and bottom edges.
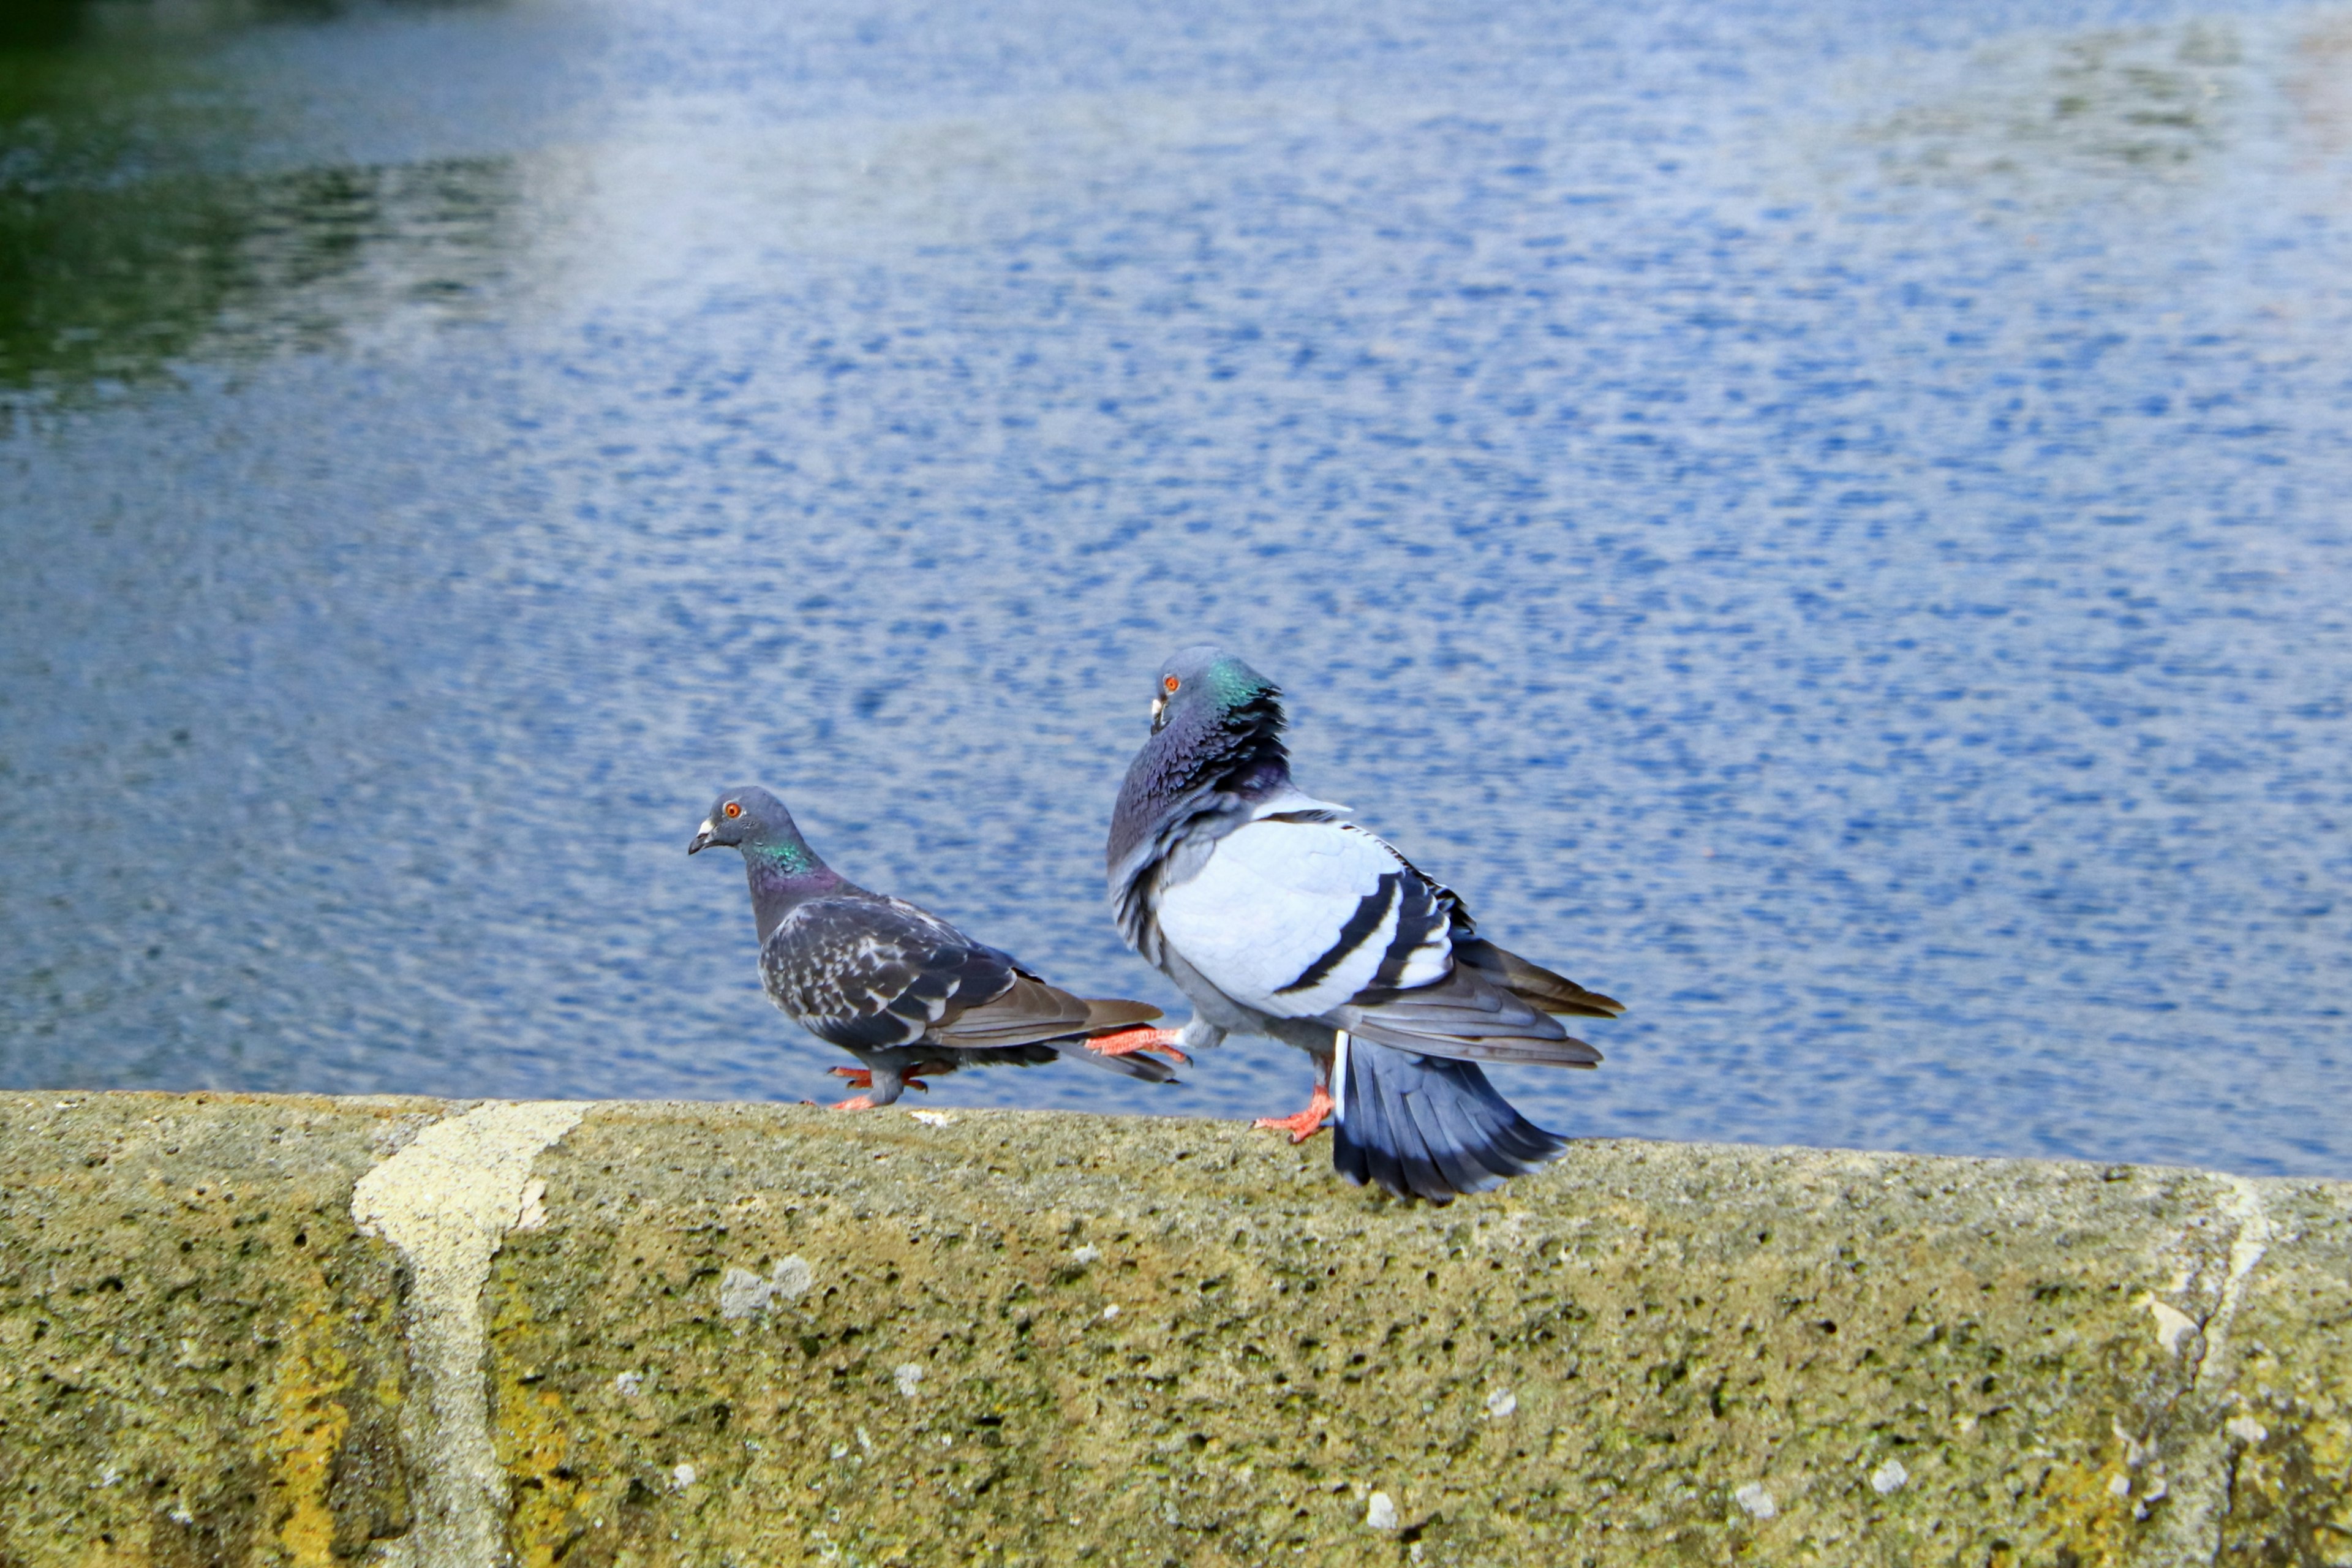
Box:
1254, 1058, 1336, 1144
820, 1061, 909, 1109
823, 1066, 886, 1107
1083, 1025, 1191, 1066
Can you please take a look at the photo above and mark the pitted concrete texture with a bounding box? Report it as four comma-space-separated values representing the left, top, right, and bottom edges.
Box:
0, 1093, 441, 1566
1, 1092, 2347, 1567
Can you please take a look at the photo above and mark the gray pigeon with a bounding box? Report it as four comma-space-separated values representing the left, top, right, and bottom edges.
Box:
693, 786, 1186, 1107
1106, 648, 1624, 1201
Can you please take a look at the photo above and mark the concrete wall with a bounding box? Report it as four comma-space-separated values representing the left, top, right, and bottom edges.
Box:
0, 1091, 2344, 1567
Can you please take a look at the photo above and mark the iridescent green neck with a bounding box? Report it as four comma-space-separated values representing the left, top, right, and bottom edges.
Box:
750, 839, 820, 876
1207, 658, 1269, 708
743, 835, 840, 941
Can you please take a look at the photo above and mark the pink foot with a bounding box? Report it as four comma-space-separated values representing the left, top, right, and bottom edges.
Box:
1253, 1085, 1335, 1144
826, 1095, 877, 1111
1084, 1025, 1190, 1066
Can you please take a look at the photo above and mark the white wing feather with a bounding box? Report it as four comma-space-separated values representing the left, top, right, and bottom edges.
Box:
1156, 818, 1444, 1017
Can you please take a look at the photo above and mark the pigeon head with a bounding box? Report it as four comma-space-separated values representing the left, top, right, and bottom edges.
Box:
688, 786, 823, 875
1150, 645, 1279, 734
1107, 646, 1294, 886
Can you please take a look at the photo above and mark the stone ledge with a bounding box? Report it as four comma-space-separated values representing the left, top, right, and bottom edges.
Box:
0, 1091, 2345, 1566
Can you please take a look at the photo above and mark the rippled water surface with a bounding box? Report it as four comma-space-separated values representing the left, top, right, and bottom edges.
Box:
4, 0, 2350, 1174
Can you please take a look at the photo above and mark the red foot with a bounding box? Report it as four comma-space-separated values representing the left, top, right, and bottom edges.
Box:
829, 1066, 873, 1088
1253, 1085, 1335, 1144
826, 1095, 877, 1111
1085, 1025, 1190, 1066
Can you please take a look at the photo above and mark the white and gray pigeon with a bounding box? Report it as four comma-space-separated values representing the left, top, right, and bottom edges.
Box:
1106, 647, 1624, 1201
693, 786, 1187, 1107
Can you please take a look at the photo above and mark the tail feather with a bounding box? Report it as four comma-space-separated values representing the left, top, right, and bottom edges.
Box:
1455, 939, 1624, 1019
1080, 997, 1163, 1033
1343, 965, 1604, 1068
1054, 1039, 1178, 1085
1330, 1034, 1568, 1202
1400, 1088, 1504, 1196
1346, 1012, 1602, 1068
1353, 1054, 1447, 1198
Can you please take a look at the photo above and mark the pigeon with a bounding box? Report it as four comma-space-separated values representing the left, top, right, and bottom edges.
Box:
692, 786, 1187, 1108
1106, 647, 1624, 1202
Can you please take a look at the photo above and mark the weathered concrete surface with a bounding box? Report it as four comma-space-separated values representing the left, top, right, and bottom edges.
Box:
1, 1092, 2347, 1567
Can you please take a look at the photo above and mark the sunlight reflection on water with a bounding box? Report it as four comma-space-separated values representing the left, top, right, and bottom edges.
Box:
2, 0, 2348, 1175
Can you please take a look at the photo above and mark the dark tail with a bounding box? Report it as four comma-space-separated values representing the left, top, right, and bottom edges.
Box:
1052, 1040, 1180, 1085
1331, 1033, 1567, 1202
1453, 938, 1624, 1019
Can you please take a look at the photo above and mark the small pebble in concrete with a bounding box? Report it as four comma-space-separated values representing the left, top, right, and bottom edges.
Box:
1734, 1482, 1777, 1520
1102, 1304, 1121, 1320
1870, 1459, 1908, 1494
894, 1363, 925, 1398
2226, 1415, 2268, 1444
2109, 1474, 2132, 1498
1071, 1245, 1101, 1265
615, 1371, 643, 1398
908, 1110, 954, 1128
1484, 1388, 1517, 1420
1365, 1492, 1398, 1531
673, 1463, 696, 1490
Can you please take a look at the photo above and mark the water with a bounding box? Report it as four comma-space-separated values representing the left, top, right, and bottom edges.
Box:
4, 0, 2348, 1176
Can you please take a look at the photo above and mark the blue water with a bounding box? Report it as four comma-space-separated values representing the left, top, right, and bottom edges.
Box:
3, 0, 2348, 1175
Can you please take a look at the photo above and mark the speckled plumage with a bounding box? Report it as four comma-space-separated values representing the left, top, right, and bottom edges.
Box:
694, 786, 1170, 1106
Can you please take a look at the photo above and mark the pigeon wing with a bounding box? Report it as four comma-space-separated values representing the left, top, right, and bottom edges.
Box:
762, 897, 1013, 1050
926, 966, 1096, 1048
1157, 818, 1607, 1069
1153, 819, 1453, 1018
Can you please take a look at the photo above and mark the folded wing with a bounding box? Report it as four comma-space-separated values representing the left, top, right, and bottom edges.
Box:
1155, 817, 1611, 1069
766, 897, 1160, 1054
1155, 819, 1450, 1016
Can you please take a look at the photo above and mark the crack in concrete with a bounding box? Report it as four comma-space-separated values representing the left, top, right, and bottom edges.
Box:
2140, 1175, 2290, 1567
2196, 1177, 2274, 1393
352, 1101, 587, 1568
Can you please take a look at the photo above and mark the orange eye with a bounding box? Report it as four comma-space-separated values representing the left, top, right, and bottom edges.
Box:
723, 802, 742, 819
1163, 675, 1180, 693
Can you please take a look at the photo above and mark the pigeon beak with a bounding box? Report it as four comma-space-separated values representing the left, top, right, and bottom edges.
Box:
687, 820, 715, 856
1150, 695, 1167, 731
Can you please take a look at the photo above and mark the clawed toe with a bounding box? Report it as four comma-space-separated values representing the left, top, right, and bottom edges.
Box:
1252, 1086, 1335, 1144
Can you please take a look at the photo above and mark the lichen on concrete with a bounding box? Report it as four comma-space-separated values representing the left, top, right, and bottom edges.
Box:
0, 1092, 2345, 1567
0, 1092, 436, 1566
484, 1106, 2352, 1567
